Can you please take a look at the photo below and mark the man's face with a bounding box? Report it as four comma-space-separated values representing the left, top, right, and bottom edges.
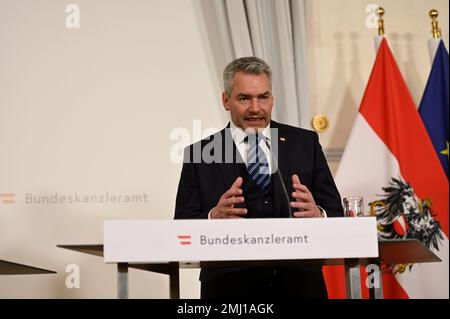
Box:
222, 72, 274, 132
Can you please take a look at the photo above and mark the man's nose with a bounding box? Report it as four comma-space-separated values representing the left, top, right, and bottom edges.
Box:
248, 97, 260, 112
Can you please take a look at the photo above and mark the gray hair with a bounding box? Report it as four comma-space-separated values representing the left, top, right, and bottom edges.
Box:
223, 56, 272, 96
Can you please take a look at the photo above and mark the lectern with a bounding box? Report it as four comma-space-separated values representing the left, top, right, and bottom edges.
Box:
58, 217, 440, 299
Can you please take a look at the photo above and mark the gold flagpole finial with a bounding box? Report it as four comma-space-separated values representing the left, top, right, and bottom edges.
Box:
377, 7, 385, 36
429, 9, 441, 38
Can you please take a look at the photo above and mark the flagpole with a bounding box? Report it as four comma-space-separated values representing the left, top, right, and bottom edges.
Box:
427, 9, 442, 63
374, 7, 385, 53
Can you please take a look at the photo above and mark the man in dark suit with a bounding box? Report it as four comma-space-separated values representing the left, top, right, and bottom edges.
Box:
174, 57, 343, 299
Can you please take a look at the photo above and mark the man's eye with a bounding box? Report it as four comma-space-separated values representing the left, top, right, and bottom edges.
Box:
238, 97, 249, 101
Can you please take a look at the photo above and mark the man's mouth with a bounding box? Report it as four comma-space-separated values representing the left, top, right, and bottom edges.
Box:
244, 117, 265, 123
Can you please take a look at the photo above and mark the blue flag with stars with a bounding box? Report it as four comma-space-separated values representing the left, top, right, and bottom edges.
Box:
419, 40, 449, 179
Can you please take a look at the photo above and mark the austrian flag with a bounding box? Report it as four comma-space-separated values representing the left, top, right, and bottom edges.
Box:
332, 38, 449, 299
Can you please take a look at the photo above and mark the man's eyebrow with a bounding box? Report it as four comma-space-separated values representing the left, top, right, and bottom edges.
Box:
236, 91, 270, 97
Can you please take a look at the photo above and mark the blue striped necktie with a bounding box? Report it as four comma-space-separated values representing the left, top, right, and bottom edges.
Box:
247, 134, 270, 191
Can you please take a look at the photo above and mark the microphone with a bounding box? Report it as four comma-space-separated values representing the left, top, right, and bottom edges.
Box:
265, 137, 293, 218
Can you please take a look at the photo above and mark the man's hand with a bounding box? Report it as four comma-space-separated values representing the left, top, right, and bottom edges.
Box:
290, 174, 321, 218
210, 177, 247, 219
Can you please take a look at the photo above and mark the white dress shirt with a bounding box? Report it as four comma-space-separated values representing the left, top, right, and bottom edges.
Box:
229, 121, 273, 173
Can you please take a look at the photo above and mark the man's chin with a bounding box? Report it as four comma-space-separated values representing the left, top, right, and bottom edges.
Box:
243, 120, 268, 132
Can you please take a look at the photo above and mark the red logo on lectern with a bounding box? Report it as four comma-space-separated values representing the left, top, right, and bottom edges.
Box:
177, 235, 191, 245
0, 193, 16, 205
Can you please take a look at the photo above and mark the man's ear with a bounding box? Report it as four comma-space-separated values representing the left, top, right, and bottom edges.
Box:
222, 92, 230, 111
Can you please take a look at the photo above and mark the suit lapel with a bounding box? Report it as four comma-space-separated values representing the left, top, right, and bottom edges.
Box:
270, 121, 292, 217
217, 124, 241, 190
271, 121, 291, 185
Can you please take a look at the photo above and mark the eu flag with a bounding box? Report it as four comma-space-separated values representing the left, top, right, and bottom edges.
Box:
419, 40, 449, 179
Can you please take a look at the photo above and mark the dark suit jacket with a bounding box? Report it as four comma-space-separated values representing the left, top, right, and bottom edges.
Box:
174, 120, 343, 283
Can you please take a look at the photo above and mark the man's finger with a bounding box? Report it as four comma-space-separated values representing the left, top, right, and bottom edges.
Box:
290, 201, 314, 210
292, 191, 309, 201
222, 196, 245, 207
221, 177, 244, 199
231, 177, 243, 190
293, 211, 317, 218
228, 208, 247, 216
222, 186, 243, 199
293, 184, 312, 195
292, 174, 301, 186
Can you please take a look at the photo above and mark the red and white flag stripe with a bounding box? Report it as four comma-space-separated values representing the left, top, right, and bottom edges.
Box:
331, 38, 449, 299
